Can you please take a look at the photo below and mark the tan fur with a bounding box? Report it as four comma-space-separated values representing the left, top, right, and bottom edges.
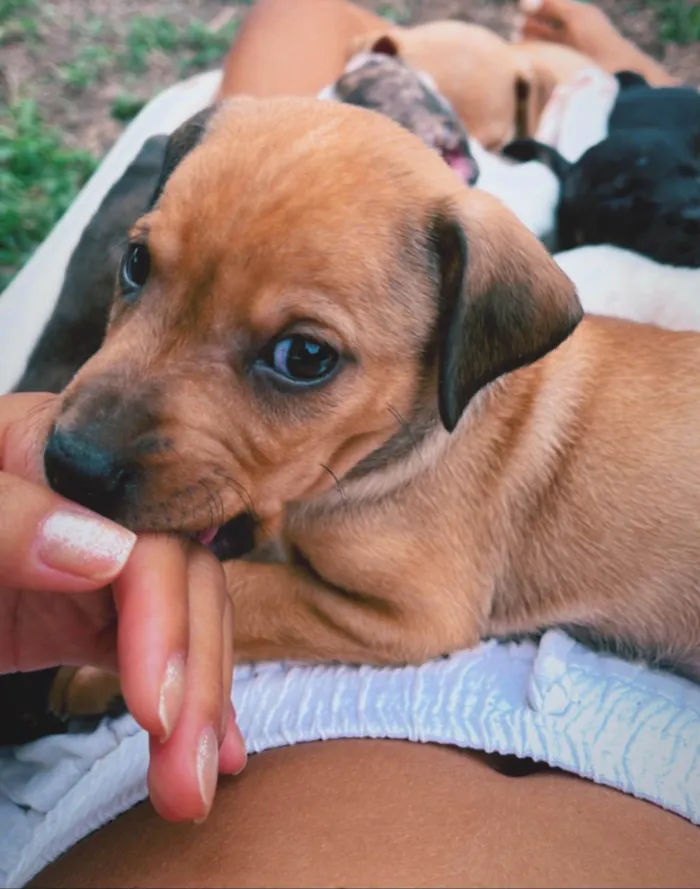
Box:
49, 100, 700, 719
511, 40, 600, 136
351, 23, 602, 148
49, 666, 122, 718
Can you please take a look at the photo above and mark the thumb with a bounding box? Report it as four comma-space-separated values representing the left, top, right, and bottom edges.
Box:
0, 469, 137, 592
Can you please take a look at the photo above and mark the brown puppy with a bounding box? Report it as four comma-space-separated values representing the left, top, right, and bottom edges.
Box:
351, 22, 534, 150
45, 99, 700, 720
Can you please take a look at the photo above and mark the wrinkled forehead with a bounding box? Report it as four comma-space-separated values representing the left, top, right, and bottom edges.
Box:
127, 100, 456, 344
141, 101, 450, 286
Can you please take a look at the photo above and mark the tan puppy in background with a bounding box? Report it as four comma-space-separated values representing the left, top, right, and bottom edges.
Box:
511, 40, 601, 134
352, 22, 601, 148
47, 98, 700, 717
351, 21, 534, 149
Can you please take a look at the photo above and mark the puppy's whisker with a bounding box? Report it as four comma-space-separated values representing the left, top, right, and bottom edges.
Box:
321, 463, 347, 503
212, 467, 258, 522
387, 403, 425, 466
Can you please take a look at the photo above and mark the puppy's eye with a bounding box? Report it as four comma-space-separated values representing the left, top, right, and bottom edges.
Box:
120, 243, 150, 296
263, 335, 339, 385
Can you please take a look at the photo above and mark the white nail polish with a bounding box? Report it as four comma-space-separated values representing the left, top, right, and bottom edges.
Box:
158, 655, 186, 741
195, 726, 219, 822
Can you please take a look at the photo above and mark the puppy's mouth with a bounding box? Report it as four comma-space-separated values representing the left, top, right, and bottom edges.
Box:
190, 513, 256, 562
442, 147, 479, 185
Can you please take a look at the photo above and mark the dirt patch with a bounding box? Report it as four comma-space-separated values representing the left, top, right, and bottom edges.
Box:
2, 0, 697, 159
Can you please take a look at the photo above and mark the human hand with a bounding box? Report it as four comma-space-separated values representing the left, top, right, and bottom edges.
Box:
0, 392, 246, 821
516, 0, 679, 87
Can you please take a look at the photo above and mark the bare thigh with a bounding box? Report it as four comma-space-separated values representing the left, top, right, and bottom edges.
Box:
32, 739, 700, 888
217, 0, 385, 99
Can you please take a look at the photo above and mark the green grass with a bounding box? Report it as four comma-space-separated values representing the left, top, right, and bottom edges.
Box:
0, 100, 97, 292
59, 45, 114, 92
377, 4, 411, 24
0, 0, 36, 21
110, 93, 148, 122
177, 19, 239, 74
119, 14, 239, 75
651, 0, 700, 44
0, 0, 39, 43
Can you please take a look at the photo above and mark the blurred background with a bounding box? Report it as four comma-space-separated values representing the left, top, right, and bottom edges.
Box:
1, 0, 698, 291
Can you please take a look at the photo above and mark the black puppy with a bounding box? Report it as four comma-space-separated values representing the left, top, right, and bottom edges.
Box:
609, 70, 700, 155
502, 130, 700, 267
14, 134, 168, 395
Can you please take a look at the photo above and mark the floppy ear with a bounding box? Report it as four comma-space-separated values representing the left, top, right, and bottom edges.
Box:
370, 34, 400, 57
502, 138, 572, 181
615, 70, 648, 89
431, 192, 582, 431
147, 105, 218, 209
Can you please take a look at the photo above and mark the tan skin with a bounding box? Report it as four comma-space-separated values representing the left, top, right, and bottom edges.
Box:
33, 741, 700, 889
516, 0, 680, 86
27, 1, 699, 884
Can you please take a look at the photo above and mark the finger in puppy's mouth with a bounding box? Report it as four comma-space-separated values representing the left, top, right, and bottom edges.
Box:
188, 512, 257, 561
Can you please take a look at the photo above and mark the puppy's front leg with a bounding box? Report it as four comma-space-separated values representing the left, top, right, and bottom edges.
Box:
226, 560, 460, 666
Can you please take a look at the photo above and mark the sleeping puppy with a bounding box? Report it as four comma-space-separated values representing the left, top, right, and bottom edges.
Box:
350, 22, 533, 150
43, 99, 700, 722
509, 40, 603, 137
609, 71, 700, 155
15, 135, 168, 394
503, 131, 700, 267
320, 39, 558, 241
318, 41, 479, 185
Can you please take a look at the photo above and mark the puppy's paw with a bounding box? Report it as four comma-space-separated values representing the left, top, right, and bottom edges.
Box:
49, 666, 125, 720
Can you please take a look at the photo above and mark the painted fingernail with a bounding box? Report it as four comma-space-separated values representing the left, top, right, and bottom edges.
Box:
230, 721, 248, 776
158, 654, 186, 742
219, 707, 248, 776
195, 726, 219, 823
37, 510, 136, 582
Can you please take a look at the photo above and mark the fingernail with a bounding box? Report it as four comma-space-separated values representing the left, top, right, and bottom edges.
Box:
219, 708, 248, 776
37, 510, 136, 582
195, 726, 219, 823
520, 0, 543, 11
158, 655, 186, 742
231, 722, 248, 776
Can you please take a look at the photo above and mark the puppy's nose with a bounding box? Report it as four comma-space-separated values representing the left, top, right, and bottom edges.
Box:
44, 426, 132, 516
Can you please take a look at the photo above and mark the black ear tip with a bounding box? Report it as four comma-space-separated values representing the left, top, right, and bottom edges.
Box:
614, 70, 648, 89
501, 138, 539, 162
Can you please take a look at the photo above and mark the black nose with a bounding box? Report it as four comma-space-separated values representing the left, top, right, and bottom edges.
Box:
44, 426, 132, 517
